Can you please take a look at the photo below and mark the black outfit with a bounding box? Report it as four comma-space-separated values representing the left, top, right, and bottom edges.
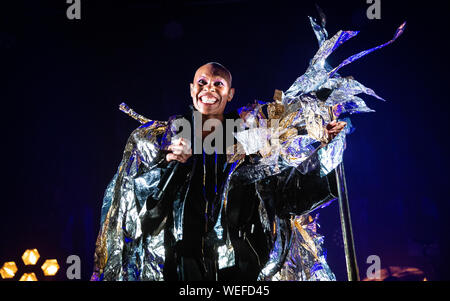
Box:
155, 109, 336, 281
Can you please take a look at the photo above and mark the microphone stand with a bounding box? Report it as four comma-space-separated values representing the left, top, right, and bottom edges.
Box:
329, 106, 360, 281
335, 162, 360, 281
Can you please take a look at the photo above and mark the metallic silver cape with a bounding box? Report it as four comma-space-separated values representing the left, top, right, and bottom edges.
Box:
91, 121, 169, 281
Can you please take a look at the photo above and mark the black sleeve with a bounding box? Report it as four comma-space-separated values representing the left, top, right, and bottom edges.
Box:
140, 158, 193, 236
260, 167, 338, 218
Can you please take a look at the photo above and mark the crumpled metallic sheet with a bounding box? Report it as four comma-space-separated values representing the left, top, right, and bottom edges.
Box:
281, 17, 404, 111
304, 103, 328, 143
280, 134, 317, 167
233, 93, 332, 177
309, 16, 328, 47
282, 64, 329, 106
311, 30, 359, 68
257, 226, 283, 280
322, 77, 385, 103
233, 97, 340, 178
296, 149, 321, 175
99, 172, 118, 227
282, 30, 358, 106
318, 77, 385, 114
318, 129, 346, 177
256, 193, 272, 234
254, 189, 276, 280
329, 22, 406, 77
142, 230, 166, 280
231, 14, 404, 281
214, 160, 244, 270
257, 217, 289, 281
234, 127, 271, 155
217, 243, 236, 270
214, 160, 243, 239
267, 101, 285, 120
119, 227, 166, 281
270, 215, 336, 281
233, 15, 404, 179
92, 121, 169, 281
255, 181, 295, 281
340, 95, 375, 114
134, 168, 163, 211
226, 142, 246, 163
119, 102, 168, 128
237, 100, 268, 129
119, 102, 151, 124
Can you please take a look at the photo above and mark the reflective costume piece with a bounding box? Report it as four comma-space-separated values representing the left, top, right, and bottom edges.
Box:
91, 13, 404, 281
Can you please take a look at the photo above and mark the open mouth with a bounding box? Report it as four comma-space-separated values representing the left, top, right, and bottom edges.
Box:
199, 94, 219, 105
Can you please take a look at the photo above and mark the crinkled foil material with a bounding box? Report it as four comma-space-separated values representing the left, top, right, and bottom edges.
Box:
309, 15, 328, 47
280, 135, 317, 167
234, 127, 271, 155
233, 16, 404, 179
237, 100, 267, 129
318, 129, 346, 177
92, 121, 169, 281
213, 160, 244, 269
329, 22, 406, 77
270, 215, 336, 281
257, 216, 290, 281
93, 13, 403, 281
228, 14, 402, 280
217, 243, 236, 270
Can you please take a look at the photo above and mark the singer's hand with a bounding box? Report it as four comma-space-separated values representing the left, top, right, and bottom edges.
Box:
323, 120, 347, 144
166, 137, 192, 163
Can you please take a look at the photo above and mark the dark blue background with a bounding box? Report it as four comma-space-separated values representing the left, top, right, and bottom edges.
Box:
1, 0, 449, 281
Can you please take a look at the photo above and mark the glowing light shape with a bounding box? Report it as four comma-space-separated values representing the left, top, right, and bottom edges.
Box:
22, 249, 40, 265
41, 259, 59, 276
0, 261, 18, 279
19, 272, 38, 281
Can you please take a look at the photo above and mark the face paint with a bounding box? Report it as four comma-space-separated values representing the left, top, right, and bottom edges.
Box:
190, 64, 234, 117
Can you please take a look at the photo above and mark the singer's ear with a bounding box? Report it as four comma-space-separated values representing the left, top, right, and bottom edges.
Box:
228, 88, 235, 102
190, 83, 194, 98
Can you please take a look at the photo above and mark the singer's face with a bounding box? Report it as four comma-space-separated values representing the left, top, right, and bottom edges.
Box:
190, 64, 234, 116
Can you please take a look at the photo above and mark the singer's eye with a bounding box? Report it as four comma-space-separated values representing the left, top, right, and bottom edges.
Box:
198, 79, 207, 85
214, 81, 224, 87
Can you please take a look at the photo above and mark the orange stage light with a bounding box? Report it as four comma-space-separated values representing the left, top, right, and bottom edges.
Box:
41, 259, 60, 276
0, 261, 18, 279
22, 249, 40, 265
19, 272, 38, 281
